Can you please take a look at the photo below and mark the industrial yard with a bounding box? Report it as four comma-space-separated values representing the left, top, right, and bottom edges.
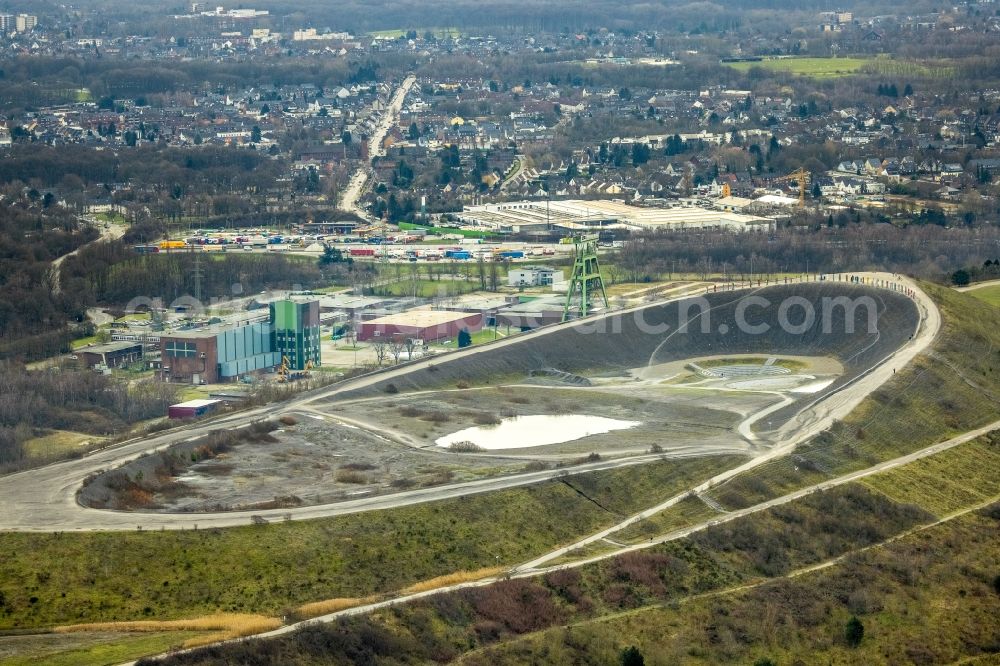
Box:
80, 352, 843, 513
78, 272, 899, 515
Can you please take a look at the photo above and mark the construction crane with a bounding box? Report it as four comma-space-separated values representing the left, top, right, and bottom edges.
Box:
277, 355, 290, 383
774, 167, 810, 207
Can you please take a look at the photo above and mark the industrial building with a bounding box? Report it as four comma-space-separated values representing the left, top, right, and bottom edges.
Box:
270, 300, 321, 371
459, 199, 772, 233
78, 342, 144, 369
317, 294, 398, 316
159, 299, 320, 383
357, 310, 483, 342
161, 322, 278, 384
508, 266, 566, 289
495, 296, 567, 330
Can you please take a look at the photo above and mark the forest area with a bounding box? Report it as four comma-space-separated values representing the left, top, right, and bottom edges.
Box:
0, 202, 97, 360
0, 365, 178, 470
612, 224, 1000, 283
61, 240, 332, 305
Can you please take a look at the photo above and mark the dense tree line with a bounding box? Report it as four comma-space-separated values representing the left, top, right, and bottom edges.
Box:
613, 223, 1000, 283
0, 362, 178, 469
0, 57, 409, 108
949, 259, 1000, 286
61, 240, 325, 305
0, 203, 96, 360
0, 144, 284, 192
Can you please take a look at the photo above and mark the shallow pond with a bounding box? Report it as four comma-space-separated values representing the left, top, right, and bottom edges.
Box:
436, 414, 641, 450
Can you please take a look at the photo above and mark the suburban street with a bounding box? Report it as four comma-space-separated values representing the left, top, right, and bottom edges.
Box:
338, 75, 417, 218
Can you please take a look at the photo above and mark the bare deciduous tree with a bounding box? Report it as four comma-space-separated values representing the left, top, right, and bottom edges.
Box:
387, 335, 406, 365
371, 338, 389, 366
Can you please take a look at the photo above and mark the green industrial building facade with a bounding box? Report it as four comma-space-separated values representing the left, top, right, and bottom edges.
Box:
269, 300, 322, 370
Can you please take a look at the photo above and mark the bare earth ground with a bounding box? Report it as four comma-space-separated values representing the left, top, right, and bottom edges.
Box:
89, 355, 842, 512
140, 420, 529, 512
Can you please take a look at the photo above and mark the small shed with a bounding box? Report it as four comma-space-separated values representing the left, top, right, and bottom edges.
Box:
168, 399, 222, 419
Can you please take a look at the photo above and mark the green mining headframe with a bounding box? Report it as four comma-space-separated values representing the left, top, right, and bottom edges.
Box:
562, 234, 609, 322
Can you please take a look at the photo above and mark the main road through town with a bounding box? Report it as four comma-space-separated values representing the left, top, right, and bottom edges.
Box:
0, 272, 938, 533
338, 75, 416, 218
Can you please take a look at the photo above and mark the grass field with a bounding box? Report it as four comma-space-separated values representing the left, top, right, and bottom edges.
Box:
374, 278, 483, 298
697, 356, 808, 372
466, 506, 1000, 666
22, 431, 100, 460
725, 55, 955, 81
865, 55, 957, 79
610, 421, 1000, 551
614, 493, 720, 544
71, 335, 101, 349
94, 211, 127, 224
0, 456, 740, 631
862, 434, 1000, 517
0, 631, 202, 666
397, 222, 494, 239
968, 284, 1000, 307
432, 326, 513, 348
147, 484, 959, 666
724, 56, 871, 78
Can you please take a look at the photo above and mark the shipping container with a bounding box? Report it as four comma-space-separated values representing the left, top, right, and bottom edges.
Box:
168, 399, 222, 419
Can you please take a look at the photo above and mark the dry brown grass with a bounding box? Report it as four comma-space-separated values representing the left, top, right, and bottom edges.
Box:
293, 596, 378, 620
335, 469, 368, 484
54, 612, 281, 648
400, 566, 505, 595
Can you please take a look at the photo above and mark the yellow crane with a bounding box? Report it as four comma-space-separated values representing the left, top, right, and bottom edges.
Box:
278, 356, 314, 382
775, 167, 810, 207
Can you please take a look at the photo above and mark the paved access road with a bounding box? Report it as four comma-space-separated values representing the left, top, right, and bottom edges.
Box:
0, 273, 932, 533
955, 278, 1000, 293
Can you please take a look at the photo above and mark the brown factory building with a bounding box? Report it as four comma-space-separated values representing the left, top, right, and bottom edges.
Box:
159, 332, 219, 384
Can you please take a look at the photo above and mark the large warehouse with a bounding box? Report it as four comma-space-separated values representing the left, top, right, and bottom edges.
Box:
357, 310, 483, 342
160, 299, 320, 383
458, 199, 772, 233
